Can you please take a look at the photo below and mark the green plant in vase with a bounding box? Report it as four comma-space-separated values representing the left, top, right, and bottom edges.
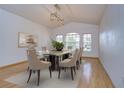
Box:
52, 40, 64, 51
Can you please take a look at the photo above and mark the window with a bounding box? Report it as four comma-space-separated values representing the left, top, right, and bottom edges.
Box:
65, 33, 80, 50
56, 35, 63, 43
83, 34, 92, 51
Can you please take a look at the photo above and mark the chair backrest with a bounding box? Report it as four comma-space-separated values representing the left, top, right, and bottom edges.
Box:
71, 49, 79, 66
27, 49, 41, 70
77, 47, 83, 61
80, 47, 83, 58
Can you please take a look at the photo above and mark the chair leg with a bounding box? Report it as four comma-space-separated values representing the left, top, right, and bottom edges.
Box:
64, 67, 66, 72
58, 67, 61, 79
27, 69, 32, 83
73, 66, 76, 75
49, 66, 52, 78
37, 70, 40, 86
77, 64, 79, 70
77, 61, 80, 70
71, 67, 74, 80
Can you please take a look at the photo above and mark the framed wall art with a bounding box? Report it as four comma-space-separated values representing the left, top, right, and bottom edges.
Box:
18, 32, 38, 48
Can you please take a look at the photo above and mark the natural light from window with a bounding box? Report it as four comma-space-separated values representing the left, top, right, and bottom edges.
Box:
83, 34, 92, 52
65, 33, 80, 50
56, 35, 63, 43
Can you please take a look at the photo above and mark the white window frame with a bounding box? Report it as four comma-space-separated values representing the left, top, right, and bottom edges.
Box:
82, 33, 92, 52
65, 33, 80, 50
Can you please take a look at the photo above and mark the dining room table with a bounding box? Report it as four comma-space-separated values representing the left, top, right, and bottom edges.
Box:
37, 49, 71, 70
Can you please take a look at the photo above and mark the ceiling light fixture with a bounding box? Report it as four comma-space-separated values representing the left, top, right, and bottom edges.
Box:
50, 4, 64, 25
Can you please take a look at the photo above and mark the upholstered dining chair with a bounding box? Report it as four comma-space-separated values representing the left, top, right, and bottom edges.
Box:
27, 50, 52, 86
76, 47, 83, 69
58, 49, 79, 80
68, 48, 81, 70
26, 48, 36, 71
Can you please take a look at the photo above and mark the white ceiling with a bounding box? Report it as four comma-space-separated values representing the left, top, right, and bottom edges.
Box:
0, 4, 106, 28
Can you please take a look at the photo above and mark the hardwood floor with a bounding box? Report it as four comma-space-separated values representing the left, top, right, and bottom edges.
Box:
77, 58, 113, 88
0, 58, 114, 88
0, 62, 28, 88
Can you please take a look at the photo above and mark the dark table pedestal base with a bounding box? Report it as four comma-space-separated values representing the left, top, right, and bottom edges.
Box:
49, 53, 69, 71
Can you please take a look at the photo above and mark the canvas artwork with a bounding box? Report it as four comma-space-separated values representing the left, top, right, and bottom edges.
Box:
18, 32, 38, 48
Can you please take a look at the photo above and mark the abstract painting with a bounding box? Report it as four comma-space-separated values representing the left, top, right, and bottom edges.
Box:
18, 32, 38, 48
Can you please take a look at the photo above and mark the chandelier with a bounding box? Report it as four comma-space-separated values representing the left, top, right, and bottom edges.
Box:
50, 4, 64, 25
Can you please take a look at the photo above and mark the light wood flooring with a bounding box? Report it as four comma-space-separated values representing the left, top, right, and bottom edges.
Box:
78, 58, 114, 88
0, 58, 114, 88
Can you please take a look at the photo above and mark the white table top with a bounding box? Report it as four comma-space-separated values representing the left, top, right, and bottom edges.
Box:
37, 50, 71, 56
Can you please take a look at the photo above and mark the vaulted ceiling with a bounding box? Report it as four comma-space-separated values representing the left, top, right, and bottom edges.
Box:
0, 4, 106, 28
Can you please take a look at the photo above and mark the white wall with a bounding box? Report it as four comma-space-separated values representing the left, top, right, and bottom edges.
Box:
51, 22, 99, 57
99, 5, 124, 87
0, 9, 51, 67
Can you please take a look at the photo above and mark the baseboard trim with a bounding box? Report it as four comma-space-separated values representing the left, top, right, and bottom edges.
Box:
0, 60, 27, 70
81, 56, 99, 59
98, 58, 115, 88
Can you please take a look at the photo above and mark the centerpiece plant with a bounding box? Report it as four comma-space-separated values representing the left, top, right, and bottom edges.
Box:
52, 40, 64, 51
